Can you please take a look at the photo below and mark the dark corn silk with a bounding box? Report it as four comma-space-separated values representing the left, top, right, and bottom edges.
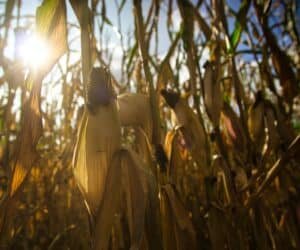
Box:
160, 89, 180, 109
87, 67, 116, 113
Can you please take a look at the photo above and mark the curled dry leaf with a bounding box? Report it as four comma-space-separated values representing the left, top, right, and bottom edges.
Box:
161, 89, 209, 169
72, 67, 121, 216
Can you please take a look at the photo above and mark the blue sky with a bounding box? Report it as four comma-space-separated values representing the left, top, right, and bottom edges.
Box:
0, 0, 290, 82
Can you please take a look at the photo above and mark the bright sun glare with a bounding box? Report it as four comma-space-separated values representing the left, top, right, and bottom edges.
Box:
18, 35, 50, 70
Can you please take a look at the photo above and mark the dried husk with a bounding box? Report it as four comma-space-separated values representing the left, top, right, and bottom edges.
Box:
161, 90, 209, 169
248, 92, 265, 148
203, 61, 222, 127
72, 68, 121, 216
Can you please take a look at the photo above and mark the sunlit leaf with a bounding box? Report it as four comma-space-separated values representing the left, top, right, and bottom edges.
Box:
36, 0, 68, 77
120, 148, 147, 249
93, 151, 122, 250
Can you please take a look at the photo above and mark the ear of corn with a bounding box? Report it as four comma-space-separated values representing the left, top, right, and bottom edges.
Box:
203, 61, 222, 127
72, 67, 121, 216
248, 91, 265, 148
161, 90, 209, 169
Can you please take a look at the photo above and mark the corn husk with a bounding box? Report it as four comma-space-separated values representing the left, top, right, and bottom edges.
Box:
72, 68, 121, 216
248, 92, 265, 147
117, 93, 152, 139
118, 93, 153, 165
161, 90, 208, 169
203, 61, 222, 126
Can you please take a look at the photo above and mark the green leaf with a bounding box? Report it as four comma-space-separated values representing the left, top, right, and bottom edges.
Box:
118, 0, 126, 13
229, 0, 251, 52
103, 15, 113, 26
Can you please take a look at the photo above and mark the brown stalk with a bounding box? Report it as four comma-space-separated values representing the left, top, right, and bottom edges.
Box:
133, 0, 161, 146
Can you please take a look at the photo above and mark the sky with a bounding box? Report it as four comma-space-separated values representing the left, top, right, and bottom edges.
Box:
0, 0, 291, 108
1, 0, 243, 71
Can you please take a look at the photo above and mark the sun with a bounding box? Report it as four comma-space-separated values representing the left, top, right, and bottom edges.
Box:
18, 35, 51, 70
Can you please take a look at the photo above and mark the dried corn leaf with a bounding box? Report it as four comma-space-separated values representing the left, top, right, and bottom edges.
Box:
160, 188, 177, 250
161, 184, 197, 250
36, 0, 68, 78
120, 148, 146, 249
141, 156, 163, 250
161, 90, 208, 169
93, 151, 122, 250
208, 206, 228, 250
9, 79, 42, 196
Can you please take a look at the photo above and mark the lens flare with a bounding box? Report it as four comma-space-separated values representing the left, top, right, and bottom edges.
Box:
18, 35, 50, 70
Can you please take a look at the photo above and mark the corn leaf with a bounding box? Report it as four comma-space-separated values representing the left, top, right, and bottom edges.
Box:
120, 148, 146, 249
36, 0, 68, 78
229, 0, 251, 52
93, 151, 122, 250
